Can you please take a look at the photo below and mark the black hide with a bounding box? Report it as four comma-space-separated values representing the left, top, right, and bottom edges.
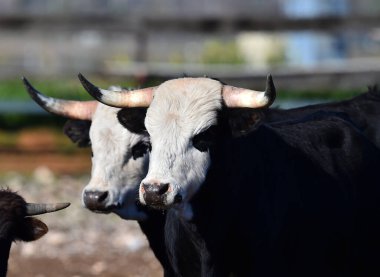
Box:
165, 112, 380, 276
263, 86, 380, 148
63, 120, 92, 147
0, 190, 48, 277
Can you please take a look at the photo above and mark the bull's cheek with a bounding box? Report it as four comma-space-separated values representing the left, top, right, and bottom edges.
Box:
182, 151, 210, 201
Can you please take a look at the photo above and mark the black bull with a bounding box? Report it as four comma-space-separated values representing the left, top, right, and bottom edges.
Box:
163, 111, 380, 276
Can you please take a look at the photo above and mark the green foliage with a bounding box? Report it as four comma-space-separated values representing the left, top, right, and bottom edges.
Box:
276, 88, 363, 100
201, 40, 245, 64
0, 77, 139, 101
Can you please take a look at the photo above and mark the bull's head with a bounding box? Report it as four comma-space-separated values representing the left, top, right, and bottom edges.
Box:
23, 78, 150, 220
0, 189, 69, 276
78, 74, 275, 217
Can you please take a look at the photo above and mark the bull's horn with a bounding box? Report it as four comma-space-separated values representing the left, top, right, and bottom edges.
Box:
222, 74, 276, 108
78, 73, 154, 108
26, 202, 70, 216
22, 77, 97, 120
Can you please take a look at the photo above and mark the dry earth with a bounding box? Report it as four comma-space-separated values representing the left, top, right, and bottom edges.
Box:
0, 128, 166, 276
1, 166, 163, 277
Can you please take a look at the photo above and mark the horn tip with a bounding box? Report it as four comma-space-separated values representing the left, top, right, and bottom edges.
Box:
56, 202, 71, 211
21, 76, 45, 103
266, 74, 273, 84
77, 72, 84, 80
78, 73, 103, 101
265, 73, 276, 105
21, 76, 31, 87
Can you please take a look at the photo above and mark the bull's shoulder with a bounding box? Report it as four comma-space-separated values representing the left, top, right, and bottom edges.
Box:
269, 111, 380, 179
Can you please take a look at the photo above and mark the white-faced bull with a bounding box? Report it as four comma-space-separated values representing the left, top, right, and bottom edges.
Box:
0, 189, 69, 277
22, 78, 174, 276
83, 74, 380, 276
23, 78, 149, 219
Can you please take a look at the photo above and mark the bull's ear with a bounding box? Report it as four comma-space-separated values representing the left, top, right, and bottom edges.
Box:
63, 120, 91, 147
17, 218, 48, 242
227, 108, 264, 137
117, 108, 147, 134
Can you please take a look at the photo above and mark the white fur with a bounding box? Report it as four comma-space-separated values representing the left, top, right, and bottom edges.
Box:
141, 78, 223, 210
83, 103, 149, 220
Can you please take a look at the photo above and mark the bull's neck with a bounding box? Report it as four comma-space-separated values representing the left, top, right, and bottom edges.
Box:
0, 239, 12, 277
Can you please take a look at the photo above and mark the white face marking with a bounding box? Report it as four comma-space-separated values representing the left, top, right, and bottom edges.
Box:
83, 103, 149, 220
140, 78, 223, 210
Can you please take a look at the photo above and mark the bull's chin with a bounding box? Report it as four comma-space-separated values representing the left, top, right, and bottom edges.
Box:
142, 192, 183, 210
148, 203, 170, 210
112, 204, 148, 221
87, 203, 121, 214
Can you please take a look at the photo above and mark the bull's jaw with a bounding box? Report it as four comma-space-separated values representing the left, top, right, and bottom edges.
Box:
112, 188, 148, 221
176, 202, 194, 221
112, 204, 148, 221
82, 188, 148, 220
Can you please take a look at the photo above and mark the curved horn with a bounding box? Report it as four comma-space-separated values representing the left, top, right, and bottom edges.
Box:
26, 202, 70, 216
222, 74, 276, 108
78, 73, 154, 108
22, 77, 97, 120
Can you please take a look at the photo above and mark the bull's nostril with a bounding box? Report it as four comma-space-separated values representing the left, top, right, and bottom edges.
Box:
142, 183, 149, 193
98, 191, 108, 203
158, 183, 169, 195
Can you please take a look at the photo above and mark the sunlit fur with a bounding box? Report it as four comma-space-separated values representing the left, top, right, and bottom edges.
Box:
83, 103, 149, 220
141, 78, 223, 210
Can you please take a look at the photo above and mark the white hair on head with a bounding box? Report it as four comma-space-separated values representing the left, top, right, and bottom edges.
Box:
140, 78, 223, 213
83, 103, 149, 220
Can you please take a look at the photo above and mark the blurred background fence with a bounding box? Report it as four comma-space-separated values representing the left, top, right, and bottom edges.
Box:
0, 0, 380, 90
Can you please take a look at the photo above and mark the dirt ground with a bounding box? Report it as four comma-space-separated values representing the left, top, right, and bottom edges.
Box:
2, 169, 164, 277
0, 132, 164, 277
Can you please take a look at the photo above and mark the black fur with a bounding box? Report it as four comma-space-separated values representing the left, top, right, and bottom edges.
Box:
263, 86, 380, 148
165, 112, 380, 276
117, 108, 148, 134
63, 120, 92, 147
138, 208, 175, 277
0, 190, 48, 277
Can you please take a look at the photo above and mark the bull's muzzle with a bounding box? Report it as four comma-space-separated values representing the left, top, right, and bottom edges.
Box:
83, 190, 118, 212
141, 182, 173, 208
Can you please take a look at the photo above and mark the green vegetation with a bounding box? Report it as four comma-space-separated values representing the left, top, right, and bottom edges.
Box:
0, 77, 139, 101
201, 40, 245, 64
276, 88, 363, 101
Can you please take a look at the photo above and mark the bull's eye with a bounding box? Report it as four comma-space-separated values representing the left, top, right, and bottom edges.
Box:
132, 141, 151, 160
192, 126, 217, 152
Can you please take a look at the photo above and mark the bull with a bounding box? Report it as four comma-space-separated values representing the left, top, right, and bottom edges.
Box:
0, 189, 69, 277
22, 78, 174, 276
82, 74, 380, 276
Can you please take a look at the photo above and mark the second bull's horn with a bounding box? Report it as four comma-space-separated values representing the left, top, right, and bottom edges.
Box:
23, 77, 97, 120
222, 74, 276, 108
26, 203, 71, 216
78, 73, 155, 108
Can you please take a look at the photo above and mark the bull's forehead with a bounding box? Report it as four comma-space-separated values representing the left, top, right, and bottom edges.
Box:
146, 78, 223, 137
91, 104, 139, 147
